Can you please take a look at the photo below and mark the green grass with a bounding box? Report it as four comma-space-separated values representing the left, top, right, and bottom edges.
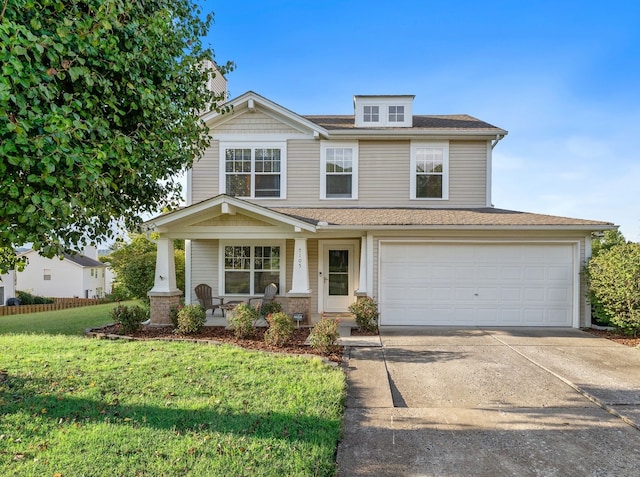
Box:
0, 334, 346, 476
0, 301, 140, 335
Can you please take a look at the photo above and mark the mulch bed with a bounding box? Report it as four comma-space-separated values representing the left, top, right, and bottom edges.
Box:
90, 324, 344, 363
583, 328, 640, 348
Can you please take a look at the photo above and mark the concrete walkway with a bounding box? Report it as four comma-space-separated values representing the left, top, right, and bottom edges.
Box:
336, 327, 640, 476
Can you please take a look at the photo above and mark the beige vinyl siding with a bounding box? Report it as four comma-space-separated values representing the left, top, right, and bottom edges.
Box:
191, 140, 219, 204
358, 141, 410, 206
190, 240, 219, 303
448, 141, 487, 207
284, 140, 321, 205
214, 110, 301, 134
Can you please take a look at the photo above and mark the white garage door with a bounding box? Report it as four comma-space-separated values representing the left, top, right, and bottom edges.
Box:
379, 243, 575, 326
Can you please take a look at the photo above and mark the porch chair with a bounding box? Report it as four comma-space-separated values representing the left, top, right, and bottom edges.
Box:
194, 284, 223, 316
248, 283, 278, 310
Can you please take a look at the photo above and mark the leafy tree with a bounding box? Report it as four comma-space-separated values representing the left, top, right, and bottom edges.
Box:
586, 242, 640, 335
107, 234, 184, 299
591, 229, 627, 257
0, 0, 232, 273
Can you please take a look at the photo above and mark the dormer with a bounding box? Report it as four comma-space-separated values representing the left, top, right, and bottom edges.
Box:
353, 95, 414, 127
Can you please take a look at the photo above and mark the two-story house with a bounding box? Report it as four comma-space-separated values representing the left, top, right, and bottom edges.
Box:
146, 91, 615, 328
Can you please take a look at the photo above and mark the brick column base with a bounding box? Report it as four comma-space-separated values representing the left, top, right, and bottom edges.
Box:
286, 296, 311, 325
149, 291, 183, 326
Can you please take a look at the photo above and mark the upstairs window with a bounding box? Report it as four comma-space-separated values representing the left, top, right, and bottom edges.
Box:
363, 105, 379, 123
321, 142, 358, 199
222, 143, 286, 199
388, 105, 404, 122
43, 269, 51, 280
410, 142, 449, 200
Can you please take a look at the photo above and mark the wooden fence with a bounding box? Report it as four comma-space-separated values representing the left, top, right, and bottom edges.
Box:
0, 298, 106, 316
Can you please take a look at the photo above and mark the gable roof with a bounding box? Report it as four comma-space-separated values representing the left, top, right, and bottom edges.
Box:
270, 207, 615, 231
305, 114, 503, 132
19, 249, 105, 268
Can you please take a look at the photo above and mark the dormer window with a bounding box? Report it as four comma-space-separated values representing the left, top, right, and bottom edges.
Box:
363, 106, 379, 123
354, 95, 414, 127
388, 105, 404, 122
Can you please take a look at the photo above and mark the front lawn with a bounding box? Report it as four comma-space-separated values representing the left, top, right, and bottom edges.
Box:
0, 300, 139, 335
0, 335, 346, 476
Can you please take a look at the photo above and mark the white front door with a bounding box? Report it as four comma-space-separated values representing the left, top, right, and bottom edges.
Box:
320, 242, 356, 312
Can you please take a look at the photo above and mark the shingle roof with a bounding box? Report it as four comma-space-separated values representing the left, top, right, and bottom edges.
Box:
303, 114, 503, 131
270, 207, 614, 228
63, 253, 105, 267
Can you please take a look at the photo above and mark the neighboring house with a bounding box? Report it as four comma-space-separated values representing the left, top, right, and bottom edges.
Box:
0, 270, 16, 305
146, 91, 615, 328
16, 247, 107, 298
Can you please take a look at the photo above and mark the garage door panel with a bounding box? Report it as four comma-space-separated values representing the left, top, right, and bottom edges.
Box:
380, 243, 575, 327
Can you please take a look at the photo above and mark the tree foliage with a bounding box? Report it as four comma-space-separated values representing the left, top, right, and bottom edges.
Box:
107, 233, 184, 299
591, 229, 627, 258
587, 241, 640, 335
0, 0, 232, 273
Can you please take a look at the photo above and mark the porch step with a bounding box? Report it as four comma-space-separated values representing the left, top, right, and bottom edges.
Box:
322, 312, 356, 338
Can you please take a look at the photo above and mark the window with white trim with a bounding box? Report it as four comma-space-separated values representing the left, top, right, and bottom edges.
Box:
363, 105, 379, 123
410, 142, 449, 200
320, 142, 358, 199
43, 269, 51, 280
222, 143, 285, 198
223, 244, 282, 295
388, 105, 404, 122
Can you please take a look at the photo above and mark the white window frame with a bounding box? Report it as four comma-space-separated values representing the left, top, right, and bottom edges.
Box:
388, 105, 405, 122
363, 105, 380, 123
218, 240, 286, 297
219, 142, 287, 199
43, 268, 52, 280
410, 141, 449, 200
320, 141, 359, 200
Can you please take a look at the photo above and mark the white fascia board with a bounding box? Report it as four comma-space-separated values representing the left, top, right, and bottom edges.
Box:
325, 129, 508, 140
202, 91, 328, 138
314, 224, 618, 232
146, 195, 317, 233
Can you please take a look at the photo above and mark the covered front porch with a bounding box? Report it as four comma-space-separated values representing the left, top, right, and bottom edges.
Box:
145, 195, 370, 326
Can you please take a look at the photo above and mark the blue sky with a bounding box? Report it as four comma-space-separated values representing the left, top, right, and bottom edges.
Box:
200, 0, 640, 240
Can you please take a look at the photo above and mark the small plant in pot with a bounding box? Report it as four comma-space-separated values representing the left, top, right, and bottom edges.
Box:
348, 296, 379, 333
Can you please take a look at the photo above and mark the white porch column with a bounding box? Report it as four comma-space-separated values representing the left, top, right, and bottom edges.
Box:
289, 237, 310, 294
355, 235, 368, 296
149, 237, 179, 293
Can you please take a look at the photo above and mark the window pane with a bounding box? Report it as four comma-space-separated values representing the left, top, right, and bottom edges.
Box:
254, 272, 280, 294
226, 174, 250, 197
326, 175, 352, 198
416, 175, 443, 198
255, 149, 281, 173
225, 271, 250, 294
329, 274, 349, 296
329, 250, 349, 273
255, 175, 280, 197
225, 246, 250, 269
225, 149, 251, 172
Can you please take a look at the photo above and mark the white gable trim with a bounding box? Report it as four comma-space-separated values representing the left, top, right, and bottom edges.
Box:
201, 91, 328, 138
146, 195, 317, 233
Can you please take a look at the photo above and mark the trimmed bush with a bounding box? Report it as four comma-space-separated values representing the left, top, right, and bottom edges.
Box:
587, 242, 640, 335
264, 312, 295, 347
348, 296, 379, 332
176, 304, 206, 335
260, 300, 283, 317
309, 317, 340, 354
110, 304, 148, 334
227, 302, 259, 339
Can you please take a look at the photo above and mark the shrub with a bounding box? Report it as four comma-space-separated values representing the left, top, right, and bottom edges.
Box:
308, 317, 340, 354
227, 302, 259, 338
587, 242, 640, 336
264, 312, 295, 347
169, 304, 182, 329
110, 304, 148, 334
16, 290, 55, 305
260, 300, 283, 317
348, 296, 379, 332
176, 304, 206, 335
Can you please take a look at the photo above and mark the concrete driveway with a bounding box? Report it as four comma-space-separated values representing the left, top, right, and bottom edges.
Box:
336, 327, 640, 476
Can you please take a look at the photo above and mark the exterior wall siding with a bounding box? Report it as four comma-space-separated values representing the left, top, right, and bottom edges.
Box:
190, 240, 219, 304
191, 140, 219, 204
214, 110, 302, 135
